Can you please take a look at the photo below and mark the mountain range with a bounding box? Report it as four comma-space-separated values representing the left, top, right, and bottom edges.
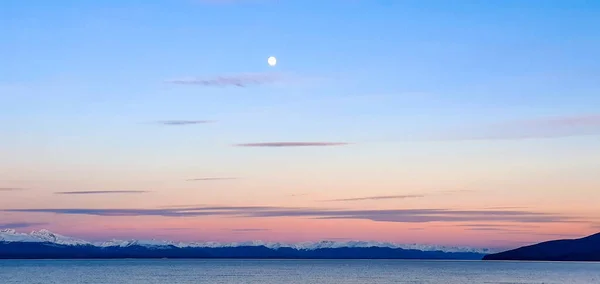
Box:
0, 229, 489, 259
5, 229, 598, 261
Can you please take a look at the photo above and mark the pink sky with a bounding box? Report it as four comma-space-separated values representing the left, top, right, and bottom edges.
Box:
2, 136, 599, 249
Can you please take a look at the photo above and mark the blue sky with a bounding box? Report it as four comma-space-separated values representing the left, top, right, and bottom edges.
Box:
1, 0, 599, 246
3, 0, 599, 136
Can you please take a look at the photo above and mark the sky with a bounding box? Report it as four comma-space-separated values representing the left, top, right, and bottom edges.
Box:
1, 0, 599, 249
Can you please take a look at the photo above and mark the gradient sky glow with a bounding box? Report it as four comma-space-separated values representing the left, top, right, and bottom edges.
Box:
1, 0, 600, 249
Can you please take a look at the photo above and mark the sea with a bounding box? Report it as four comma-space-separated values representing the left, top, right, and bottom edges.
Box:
0, 259, 599, 284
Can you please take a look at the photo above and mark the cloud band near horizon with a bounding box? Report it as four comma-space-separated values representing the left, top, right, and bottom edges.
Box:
3, 206, 583, 224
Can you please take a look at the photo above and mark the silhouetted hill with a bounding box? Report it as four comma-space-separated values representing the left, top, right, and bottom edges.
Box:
483, 232, 600, 261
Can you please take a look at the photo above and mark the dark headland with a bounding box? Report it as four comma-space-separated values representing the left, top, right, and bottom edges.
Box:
483, 232, 600, 261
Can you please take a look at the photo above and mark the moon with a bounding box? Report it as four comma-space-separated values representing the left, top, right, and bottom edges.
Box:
267, 56, 277, 67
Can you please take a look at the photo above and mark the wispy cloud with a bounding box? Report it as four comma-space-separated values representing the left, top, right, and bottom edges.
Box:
165, 73, 283, 88
55, 191, 150, 195
0, 222, 48, 229
321, 189, 473, 203
322, 194, 424, 202
263, 209, 578, 224
158, 204, 208, 209
186, 177, 238, 181
0, 188, 27, 191
443, 114, 600, 141
235, 142, 350, 147
3, 206, 276, 217
156, 120, 215, 126
4, 206, 581, 224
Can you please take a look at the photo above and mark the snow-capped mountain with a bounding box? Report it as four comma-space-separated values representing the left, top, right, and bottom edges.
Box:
96, 239, 177, 249
0, 229, 89, 246
0, 228, 493, 254
172, 240, 493, 254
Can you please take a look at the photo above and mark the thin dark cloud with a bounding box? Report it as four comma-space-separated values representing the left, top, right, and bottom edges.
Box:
4, 206, 582, 224
158, 204, 208, 209
321, 189, 474, 202
441, 114, 600, 141
165, 73, 282, 88
186, 177, 238, 181
292, 209, 578, 224
157, 120, 215, 126
4, 208, 195, 217
0, 188, 26, 191
235, 142, 350, 147
3, 206, 277, 217
55, 191, 150, 195
0, 222, 48, 229
322, 194, 424, 202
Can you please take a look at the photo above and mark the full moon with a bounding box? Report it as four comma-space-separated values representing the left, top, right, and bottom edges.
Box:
267, 56, 277, 66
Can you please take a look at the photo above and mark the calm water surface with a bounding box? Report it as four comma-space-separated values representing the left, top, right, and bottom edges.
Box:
1, 259, 599, 284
